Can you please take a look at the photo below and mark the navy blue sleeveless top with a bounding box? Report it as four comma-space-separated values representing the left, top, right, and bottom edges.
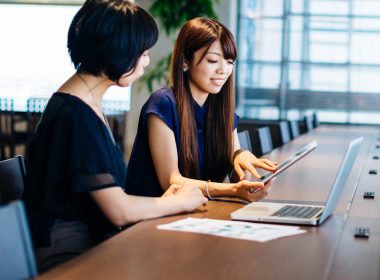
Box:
125, 87, 239, 197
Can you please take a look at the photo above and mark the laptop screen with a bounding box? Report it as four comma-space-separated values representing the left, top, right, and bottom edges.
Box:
319, 137, 363, 223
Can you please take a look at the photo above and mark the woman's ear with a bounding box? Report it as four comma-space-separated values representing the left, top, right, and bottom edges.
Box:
183, 63, 189, 72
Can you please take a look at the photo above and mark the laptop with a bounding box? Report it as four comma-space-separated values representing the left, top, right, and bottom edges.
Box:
231, 137, 363, 226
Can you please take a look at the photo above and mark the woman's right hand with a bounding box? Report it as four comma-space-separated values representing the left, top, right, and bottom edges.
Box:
163, 183, 208, 212
234, 180, 272, 202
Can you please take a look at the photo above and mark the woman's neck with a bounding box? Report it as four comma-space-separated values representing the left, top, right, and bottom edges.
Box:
188, 87, 209, 108
58, 73, 111, 104
58, 73, 115, 125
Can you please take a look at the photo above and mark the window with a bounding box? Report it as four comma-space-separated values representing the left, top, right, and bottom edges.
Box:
237, 0, 380, 124
0, 3, 130, 112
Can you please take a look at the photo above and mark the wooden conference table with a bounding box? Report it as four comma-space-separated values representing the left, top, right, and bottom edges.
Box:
38, 125, 380, 280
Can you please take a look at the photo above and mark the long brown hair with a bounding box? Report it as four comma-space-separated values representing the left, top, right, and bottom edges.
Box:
169, 17, 237, 182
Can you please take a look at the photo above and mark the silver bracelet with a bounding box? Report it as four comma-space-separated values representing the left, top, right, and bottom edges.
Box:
205, 180, 213, 200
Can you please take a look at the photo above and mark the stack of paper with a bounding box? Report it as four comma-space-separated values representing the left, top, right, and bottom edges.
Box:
157, 218, 306, 242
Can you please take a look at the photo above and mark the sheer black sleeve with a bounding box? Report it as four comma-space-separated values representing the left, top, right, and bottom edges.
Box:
62, 104, 123, 193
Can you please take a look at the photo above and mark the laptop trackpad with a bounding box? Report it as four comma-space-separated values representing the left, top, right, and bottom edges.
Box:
242, 202, 283, 216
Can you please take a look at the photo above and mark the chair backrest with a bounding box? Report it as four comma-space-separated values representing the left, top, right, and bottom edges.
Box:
107, 113, 127, 153
0, 201, 37, 279
270, 121, 292, 148
312, 112, 320, 127
304, 115, 314, 132
26, 97, 48, 114
238, 130, 252, 152
278, 121, 291, 145
256, 127, 273, 156
0, 98, 15, 137
26, 97, 47, 137
288, 120, 300, 139
0, 156, 26, 205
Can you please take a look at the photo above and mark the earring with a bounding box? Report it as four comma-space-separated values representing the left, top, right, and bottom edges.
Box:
183, 64, 188, 72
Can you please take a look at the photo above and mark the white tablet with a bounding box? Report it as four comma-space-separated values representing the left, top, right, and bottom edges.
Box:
260, 140, 318, 184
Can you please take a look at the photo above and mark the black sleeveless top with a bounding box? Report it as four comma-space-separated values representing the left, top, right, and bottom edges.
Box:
23, 92, 127, 248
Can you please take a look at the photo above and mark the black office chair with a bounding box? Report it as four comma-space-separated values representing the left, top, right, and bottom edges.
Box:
0, 98, 29, 160
0, 200, 37, 280
238, 130, 252, 152
258, 127, 273, 155
0, 155, 26, 205
270, 121, 291, 148
103, 100, 128, 153
300, 115, 314, 134
26, 97, 47, 135
250, 127, 273, 157
288, 120, 300, 139
278, 121, 291, 144
312, 112, 320, 128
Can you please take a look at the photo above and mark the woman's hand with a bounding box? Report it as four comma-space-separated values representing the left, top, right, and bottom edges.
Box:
234, 150, 277, 180
162, 183, 208, 212
233, 179, 273, 202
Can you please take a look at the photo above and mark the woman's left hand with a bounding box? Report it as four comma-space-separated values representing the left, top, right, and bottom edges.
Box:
234, 150, 277, 180
246, 179, 274, 202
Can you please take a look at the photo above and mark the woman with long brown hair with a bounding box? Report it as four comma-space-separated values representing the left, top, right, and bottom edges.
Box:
126, 17, 277, 201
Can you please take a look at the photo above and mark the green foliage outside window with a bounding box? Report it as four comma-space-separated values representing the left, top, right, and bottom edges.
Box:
141, 0, 219, 92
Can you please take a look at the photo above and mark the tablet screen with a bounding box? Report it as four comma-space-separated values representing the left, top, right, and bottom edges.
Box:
260, 140, 318, 184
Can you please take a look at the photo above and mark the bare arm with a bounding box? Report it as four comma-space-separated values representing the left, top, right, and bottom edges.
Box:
90, 184, 207, 227
147, 115, 265, 200
233, 129, 241, 151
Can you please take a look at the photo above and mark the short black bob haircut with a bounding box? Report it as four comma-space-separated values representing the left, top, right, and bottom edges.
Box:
68, 0, 158, 82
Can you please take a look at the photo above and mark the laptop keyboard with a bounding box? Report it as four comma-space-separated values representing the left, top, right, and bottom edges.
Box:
271, 205, 323, 219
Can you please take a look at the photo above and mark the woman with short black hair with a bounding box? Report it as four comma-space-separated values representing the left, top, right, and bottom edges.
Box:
68, 0, 158, 82
23, 0, 207, 272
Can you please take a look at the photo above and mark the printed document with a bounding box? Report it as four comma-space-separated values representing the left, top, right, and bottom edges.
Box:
157, 218, 306, 242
